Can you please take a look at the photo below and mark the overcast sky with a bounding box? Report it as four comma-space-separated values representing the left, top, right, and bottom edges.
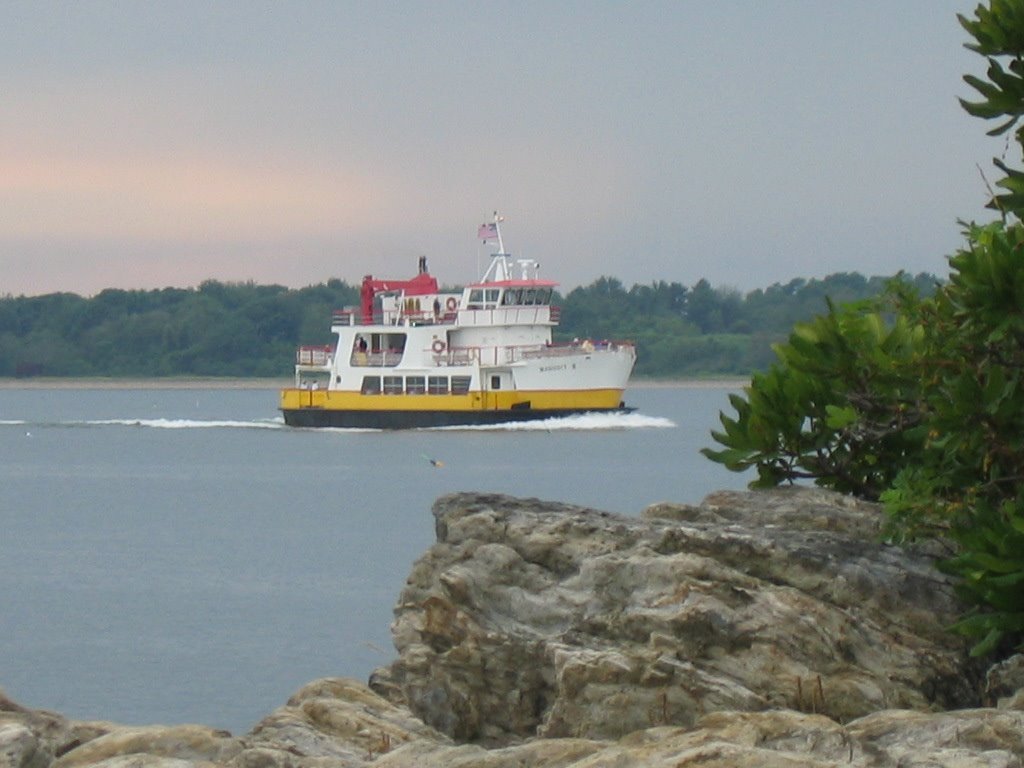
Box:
0, 1, 1000, 297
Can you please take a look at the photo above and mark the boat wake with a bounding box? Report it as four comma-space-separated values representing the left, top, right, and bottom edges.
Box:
429, 412, 676, 432
94, 418, 284, 430
3, 413, 672, 433
2, 418, 285, 431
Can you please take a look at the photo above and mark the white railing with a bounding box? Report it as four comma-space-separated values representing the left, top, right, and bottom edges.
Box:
330, 305, 560, 328
332, 309, 458, 327
349, 351, 404, 367
296, 346, 333, 366
432, 340, 632, 367
456, 307, 556, 327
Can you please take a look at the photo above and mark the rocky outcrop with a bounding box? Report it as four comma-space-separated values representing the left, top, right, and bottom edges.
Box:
8, 488, 1024, 768
7, 678, 1024, 767
239, 677, 448, 766
0, 680, 435, 768
375, 488, 978, 743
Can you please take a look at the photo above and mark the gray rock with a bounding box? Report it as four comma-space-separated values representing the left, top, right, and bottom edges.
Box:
0, 721, 51, 768
235, 677, 449, 767
987, 654, 1024, 708
376, 488, 978, 742
0, 687, 113, 767
52, 724, 241, 767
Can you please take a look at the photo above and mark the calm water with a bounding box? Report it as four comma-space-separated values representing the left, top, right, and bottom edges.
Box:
0, 383, 749, 733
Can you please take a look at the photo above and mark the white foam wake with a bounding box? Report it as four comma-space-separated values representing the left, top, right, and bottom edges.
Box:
1, 418, 285, 430
4, 413, 671, 433
431, 412, 676, 432
91, 418, 284, 430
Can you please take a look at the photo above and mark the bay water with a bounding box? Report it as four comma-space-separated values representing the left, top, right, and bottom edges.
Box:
0, 382, 750, 733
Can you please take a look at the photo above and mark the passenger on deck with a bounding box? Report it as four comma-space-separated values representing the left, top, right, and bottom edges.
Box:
354, 336, 368, 365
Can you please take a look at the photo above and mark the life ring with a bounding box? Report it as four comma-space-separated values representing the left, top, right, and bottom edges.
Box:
446, 297, 458, 311
432, 339, 447, 353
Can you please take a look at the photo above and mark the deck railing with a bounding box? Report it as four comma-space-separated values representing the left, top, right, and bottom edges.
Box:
348, 351, 404, 367
433, 340, 632, 367
330, 305, 561, 328
295, 346, 333, 366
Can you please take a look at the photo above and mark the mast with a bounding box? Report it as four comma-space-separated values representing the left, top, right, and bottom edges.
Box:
491, 210, 506, 256
479, 211, 512, 283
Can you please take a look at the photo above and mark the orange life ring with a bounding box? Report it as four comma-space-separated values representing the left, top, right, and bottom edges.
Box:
432, 339, 446, 353
446, 297, 458, 311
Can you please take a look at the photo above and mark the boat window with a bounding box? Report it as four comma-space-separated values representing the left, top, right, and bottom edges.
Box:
368, 333, 405, 366
490, 375, 501, 390
500, 290, 514, 306
451, 375, 471, 395
536, 288, 551, 305
428, 376, 448, 394
361, 376, 381, 394
485, 288, 500, 305
405, 376, 426, 395
524, 288, 537, 305
383, 376, 403, 394
379, 333, 406, 352
468, 289, 484, 309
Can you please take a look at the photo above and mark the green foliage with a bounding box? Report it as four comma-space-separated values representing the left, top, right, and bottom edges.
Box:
959, 0, 1024, 138
960, 1, 1024, 213
705, 2, 1024, 657
555, 272, 930, 378
706, 226, 1024, 657
702, 286, 926, 500
913, 0, 1024, 653
883, 221, 1024, 655
940, 497, 1024, 657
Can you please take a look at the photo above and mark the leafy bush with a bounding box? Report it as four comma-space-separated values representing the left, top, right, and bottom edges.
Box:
704, 1, 1024, 656
702, 290, 925, 500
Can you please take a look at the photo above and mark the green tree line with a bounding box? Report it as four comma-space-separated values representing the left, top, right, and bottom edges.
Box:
557, 272, 937, 377
0, 272, 937, 379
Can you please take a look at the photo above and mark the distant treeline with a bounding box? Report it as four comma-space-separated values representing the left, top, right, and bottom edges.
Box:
0, 272, 940, 379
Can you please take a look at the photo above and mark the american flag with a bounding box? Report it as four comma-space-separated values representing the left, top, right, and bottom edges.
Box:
478, 222, 498, 241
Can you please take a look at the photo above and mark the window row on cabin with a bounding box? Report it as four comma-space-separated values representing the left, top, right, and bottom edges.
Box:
466, 287, 553, 310
360, 375, 472, 395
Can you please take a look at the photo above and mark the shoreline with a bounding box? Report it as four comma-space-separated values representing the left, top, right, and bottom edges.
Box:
0, 377, 292, 390
0, 376, 746, 391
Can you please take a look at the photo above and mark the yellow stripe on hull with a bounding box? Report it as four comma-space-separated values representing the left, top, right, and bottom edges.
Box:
280, 387, 625, 413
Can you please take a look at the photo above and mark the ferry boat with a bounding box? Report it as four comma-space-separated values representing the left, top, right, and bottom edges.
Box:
280, 215, 636, 428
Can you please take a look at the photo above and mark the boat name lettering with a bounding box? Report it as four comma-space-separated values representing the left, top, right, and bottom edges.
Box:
539, 363, 568, 373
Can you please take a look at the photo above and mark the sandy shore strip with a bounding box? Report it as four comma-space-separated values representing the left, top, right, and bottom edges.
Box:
0, 376, 746, 390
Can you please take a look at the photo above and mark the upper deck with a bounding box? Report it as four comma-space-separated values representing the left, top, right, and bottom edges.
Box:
331, 293, 562, 330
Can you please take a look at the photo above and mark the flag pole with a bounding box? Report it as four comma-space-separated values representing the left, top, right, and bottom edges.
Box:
493, 210, 505, 255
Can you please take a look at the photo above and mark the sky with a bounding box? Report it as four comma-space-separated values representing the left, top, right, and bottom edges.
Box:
0, 1, 1002, 298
